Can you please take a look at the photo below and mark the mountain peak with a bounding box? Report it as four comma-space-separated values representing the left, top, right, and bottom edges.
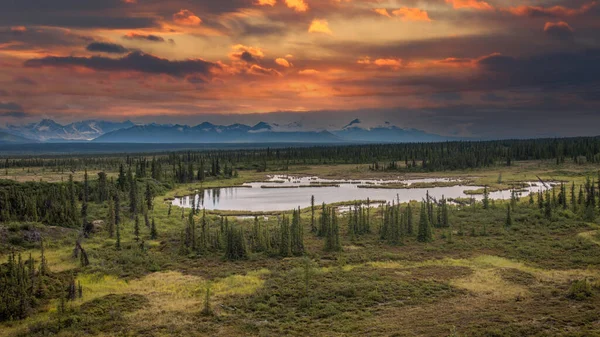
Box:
251, 122, 272, 131
343, 119, 362, 129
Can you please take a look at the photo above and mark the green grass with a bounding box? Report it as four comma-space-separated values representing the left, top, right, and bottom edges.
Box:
2, 161, 600, 336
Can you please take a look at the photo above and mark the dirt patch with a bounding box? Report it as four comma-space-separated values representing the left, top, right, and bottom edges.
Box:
407, 266, 473, 281
499, 268, 537, 286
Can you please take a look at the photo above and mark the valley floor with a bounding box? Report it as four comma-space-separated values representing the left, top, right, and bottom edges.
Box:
1, 161, 600, 336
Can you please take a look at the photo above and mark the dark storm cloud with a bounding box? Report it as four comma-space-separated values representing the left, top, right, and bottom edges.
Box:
480, 93, 508, 102
13, 76, 37, 86
238, 22, 286, 37
0, 13, 157, 29
0, 0, 158, 28
0, 27, 94, 50
0, 111, 30, 119
122, 33, 167, 43
0, 102, 23, 111
24, 52, 219, 77
476, 49, 600, 91
326, 48, 600, 104
240, 51, 259, 63
430, 92, 462, 101
322, 34, 555, 62
86, 42, 129, 54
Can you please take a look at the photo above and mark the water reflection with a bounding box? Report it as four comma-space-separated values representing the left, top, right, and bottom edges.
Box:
172, 175, 552, 212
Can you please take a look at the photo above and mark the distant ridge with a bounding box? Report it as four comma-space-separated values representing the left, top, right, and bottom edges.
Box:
3, 118, 455, 143
0, 131, 36, 144
4, 119, 135, 142
93, 123, 343, 143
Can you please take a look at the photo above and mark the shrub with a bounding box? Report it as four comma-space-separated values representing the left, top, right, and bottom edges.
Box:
567, 279, 593, 300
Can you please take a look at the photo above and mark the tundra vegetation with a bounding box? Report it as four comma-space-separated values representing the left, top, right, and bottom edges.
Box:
1, 138, 600, 336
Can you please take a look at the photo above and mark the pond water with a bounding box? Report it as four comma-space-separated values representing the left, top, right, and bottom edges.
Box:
172, 175, 551, 212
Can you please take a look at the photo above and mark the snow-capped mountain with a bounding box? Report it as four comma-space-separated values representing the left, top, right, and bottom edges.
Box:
93, 122, 342, 143
5, 119, 135, 142
334, 118, 448, 142
2, 118, 454, 143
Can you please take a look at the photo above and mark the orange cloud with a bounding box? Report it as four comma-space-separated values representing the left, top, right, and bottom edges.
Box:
173, 9, 202, 26
308, 19, 332, 35
431, 57, 474, 67
122, 0, 137, 3
544, 21, 574, 31
285, 0, 308, 12
275, 58, 291, 67
544, 21, 575, 38
255, 0, 277, 6
374, 8, 391, 18
299, 69, 319, 75
357, 57, 403, 69
229, 45, 265, 62
507, 1, 596, 17
445, 0, 493, 10
392, 8, 431, 22
249, 64, 282, 76
357, 57, 371, 64
285, 54, 293, 59
374, 58, 402, 69
10, 26, 27, 32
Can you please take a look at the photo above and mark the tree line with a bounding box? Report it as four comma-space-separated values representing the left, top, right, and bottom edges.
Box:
3, 136, 600, 178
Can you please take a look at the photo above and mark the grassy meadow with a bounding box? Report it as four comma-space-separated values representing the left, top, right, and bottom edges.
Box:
1, 160, 600, 336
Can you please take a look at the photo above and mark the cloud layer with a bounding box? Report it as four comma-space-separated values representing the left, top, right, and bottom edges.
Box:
0, 0, 598, 137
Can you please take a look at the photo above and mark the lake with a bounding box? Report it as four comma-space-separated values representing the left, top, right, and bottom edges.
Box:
172, 175, 550, 212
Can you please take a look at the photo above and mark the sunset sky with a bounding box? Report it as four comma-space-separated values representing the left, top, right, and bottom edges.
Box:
0, 0, 599, 138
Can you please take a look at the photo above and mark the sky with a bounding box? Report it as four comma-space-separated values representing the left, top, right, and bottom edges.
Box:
0, 0, 599, 138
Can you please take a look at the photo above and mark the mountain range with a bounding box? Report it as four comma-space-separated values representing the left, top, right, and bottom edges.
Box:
0, 118, 453, 144
3, 119, 135, 142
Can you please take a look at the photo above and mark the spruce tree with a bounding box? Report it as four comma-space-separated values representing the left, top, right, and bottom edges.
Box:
417, 203, 432, 243
441, 197, 449, 228
129, 177, 138, 218
117, 164, 126, 191
571, 182, 577, 211
510, 190, 517, 208
150, 217, 157, 240
505, 204, 513, 228
253, 216, 265, 252
366, 201, 371, 233
188, 211, 196, 250
199, 208, 208, 252
325, 208, 342, 252
201, 283, 212, 316
114, 191, 121, 228
310, 195, 316, 233
318, 202, 327, 237
291, 208, 304, 256
544, 190, 552, 219
81, 169, 89, 236
107, 196, 115, 238
225, 223, 248, 260
68, 174, 76, 219
134, 215, 140, 239
39, 239, 48, 276
483, 186, 490, 209
279, 214, 291, 257
145, 182, 153, 211
405, 204, 413, 235
115, 217, 121, 250
529, 192, 534, 206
